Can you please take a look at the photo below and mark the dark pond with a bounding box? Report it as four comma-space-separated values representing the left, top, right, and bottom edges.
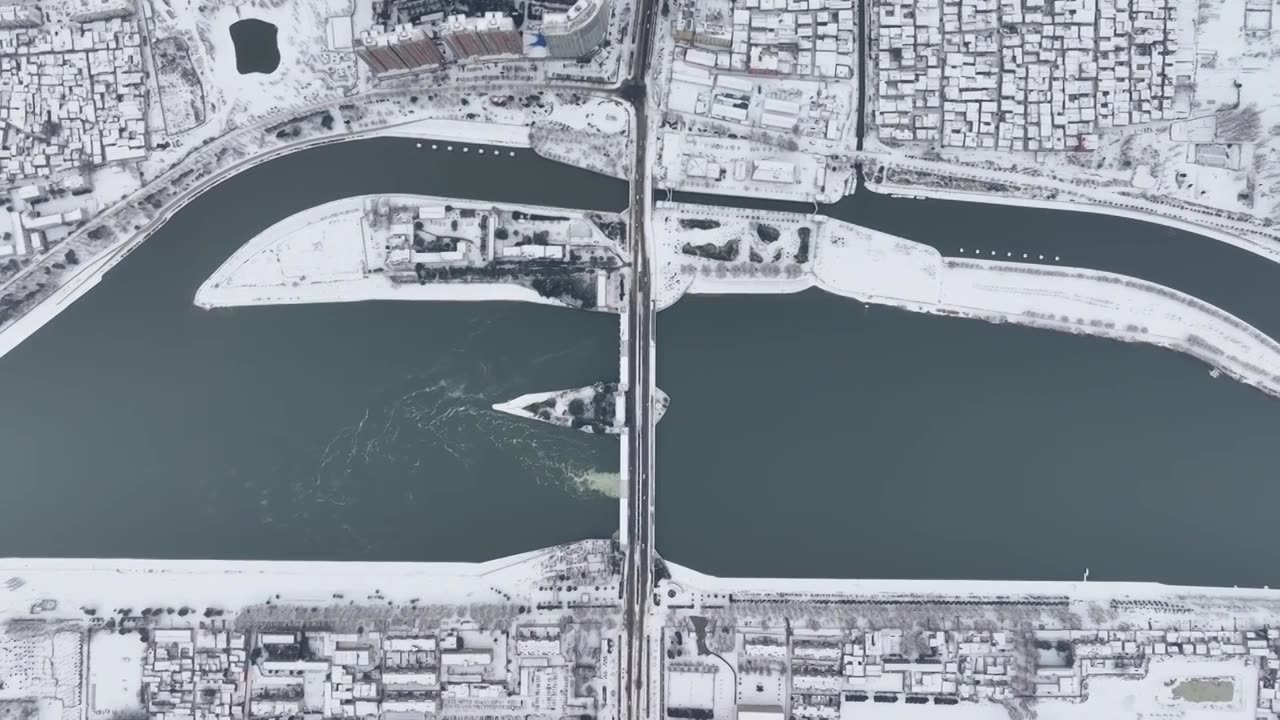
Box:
229, 19, 280, 74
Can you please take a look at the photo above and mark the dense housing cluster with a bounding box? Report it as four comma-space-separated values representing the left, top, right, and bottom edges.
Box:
874, 0, 1194, 149
0, 3, 146, 183
665, 611, 1280, 718
145, 629, 248, 720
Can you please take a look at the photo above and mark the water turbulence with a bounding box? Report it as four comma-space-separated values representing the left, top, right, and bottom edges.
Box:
298, 368, 617, 533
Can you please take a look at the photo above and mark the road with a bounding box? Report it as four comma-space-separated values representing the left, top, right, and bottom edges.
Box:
621, 0, 660, 719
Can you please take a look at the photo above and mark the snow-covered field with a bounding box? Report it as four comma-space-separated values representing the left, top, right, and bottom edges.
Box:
1037, 656, 1257, 720
87, 633, 144, 717
370, 118, 533, 147
828, 661, 1259, 720
0, 547, 567, 621
654, 202, 1280, 399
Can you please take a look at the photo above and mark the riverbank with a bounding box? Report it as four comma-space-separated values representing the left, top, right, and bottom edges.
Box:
862, 156, 1280, 264
0, 542, 608, 615
869, 179, 1280, 266
655, 202, 1280, 399
666, 559, 1280, 603
8, 541, 1280, 617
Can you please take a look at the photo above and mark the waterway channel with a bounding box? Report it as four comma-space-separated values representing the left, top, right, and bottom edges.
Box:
2, 137, 1279, 586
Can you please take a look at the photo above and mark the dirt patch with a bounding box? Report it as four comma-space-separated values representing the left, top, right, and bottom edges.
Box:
1171, 678, 1234, 703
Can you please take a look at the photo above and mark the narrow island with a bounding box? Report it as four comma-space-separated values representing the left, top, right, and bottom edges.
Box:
195, 195, 629, 312
492, 382, 670, 434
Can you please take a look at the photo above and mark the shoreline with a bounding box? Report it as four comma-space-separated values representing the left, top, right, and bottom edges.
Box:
663, 558, 1280, 598
866, 179, 1280, 266
4, 543, 1280, 598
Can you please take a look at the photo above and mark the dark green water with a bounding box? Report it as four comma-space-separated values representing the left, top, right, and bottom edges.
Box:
229, 19, 281, 75
4, 137, 1280, 586
657, 291, 1280, 587
0, 139, 624, 560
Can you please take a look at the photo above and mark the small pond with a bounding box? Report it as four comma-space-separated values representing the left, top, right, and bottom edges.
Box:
229, 18, 280, 74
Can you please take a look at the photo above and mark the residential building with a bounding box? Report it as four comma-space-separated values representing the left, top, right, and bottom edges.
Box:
355, 24, 444, 74
541, 0, 610, 58
441, 12, 522, 60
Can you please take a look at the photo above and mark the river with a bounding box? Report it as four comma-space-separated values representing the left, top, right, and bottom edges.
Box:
0, 139, 623, 561
657, 290, 1280, 586
3, 137, 1280, 586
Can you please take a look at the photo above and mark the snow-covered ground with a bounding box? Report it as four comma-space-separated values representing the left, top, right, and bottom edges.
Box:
86, 632, 145, 717
369, 118, 532, 147
654, 202, 1280, 399
665, 558, 1280, 604
0, 543, 617, 622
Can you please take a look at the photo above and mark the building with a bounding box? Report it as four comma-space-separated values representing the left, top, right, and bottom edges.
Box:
0, 2, 41, 28
69, 0, 134, 22
355, 32, 401, 73
441, 12, 522, 60
355, 25, 444, 74
873, 0, 1188, 150
541, 0, 610, 58
440, 650, 493, 667
394, 25, 446, 67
